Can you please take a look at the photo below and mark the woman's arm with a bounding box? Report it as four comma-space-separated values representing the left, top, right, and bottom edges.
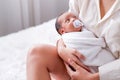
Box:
105, 21, 120, 58
100, 20, 120, 80
57, 38, 90, 71
68, 0, 81, 17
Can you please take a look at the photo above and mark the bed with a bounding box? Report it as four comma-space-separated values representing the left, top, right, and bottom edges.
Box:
0, 19, 60, 80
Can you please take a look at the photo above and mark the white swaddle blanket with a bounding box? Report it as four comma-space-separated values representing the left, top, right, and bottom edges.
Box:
62, 30, 115, 72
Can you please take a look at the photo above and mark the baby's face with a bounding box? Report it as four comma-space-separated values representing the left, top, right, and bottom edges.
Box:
58, 12, 82, 34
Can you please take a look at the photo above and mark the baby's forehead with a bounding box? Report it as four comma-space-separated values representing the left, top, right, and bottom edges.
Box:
58, 12, 78, 25
58, 12, 75, 21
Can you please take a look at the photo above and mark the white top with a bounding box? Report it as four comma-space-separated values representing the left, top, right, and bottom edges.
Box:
69, 0, 120, 80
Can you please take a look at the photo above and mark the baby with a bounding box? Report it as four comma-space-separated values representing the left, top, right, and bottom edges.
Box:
55, 12, 115, 73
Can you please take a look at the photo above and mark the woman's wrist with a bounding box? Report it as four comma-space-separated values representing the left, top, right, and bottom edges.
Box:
90, 72, 100, 80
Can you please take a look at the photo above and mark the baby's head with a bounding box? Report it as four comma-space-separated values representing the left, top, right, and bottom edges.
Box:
55, 12, 83, 35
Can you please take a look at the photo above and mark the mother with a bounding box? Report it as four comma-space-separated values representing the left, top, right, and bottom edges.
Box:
27, 0, 120, 80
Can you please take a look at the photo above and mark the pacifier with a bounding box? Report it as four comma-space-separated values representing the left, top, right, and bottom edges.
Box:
73, 19, 84, 28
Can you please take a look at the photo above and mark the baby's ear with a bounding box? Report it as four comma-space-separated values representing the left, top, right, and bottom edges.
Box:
59, 28, 65, 34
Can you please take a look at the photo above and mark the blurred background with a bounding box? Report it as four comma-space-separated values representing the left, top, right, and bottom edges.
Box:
0, 0, 69, 36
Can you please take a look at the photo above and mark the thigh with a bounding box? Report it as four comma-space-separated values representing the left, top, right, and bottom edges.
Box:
40, 44, 70, 79
28, 44, 70, 80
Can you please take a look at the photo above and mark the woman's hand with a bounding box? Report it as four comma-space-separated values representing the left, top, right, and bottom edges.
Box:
66, 59, 100, 80
57, 39, 90, 71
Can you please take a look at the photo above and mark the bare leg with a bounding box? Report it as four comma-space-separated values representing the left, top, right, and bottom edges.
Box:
27, 44, 70, 80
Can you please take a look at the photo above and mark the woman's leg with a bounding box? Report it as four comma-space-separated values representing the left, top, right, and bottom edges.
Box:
27, 44, 70, 80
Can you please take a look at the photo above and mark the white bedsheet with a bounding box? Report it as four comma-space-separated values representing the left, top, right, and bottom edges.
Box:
0, 19, 60, 80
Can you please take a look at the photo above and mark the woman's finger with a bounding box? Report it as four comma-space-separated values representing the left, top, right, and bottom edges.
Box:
68, 59, 91, 72
73, 58, 90, 72
72, 50, 90, 72
74, 50, 85, 60
65, 63, 74, 77
68, 59, 80, 70
69, 56, 90, 72
77, 61, 90, 72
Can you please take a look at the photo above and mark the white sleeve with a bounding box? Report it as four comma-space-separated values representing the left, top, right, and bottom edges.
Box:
104, 19, 120, 58
99, 59, 120, 80
99, 19, 120, 80
68, 0, 82, 17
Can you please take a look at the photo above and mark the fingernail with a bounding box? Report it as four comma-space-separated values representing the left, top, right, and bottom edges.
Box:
68, 58, 71, 62
68, 58, 73, 63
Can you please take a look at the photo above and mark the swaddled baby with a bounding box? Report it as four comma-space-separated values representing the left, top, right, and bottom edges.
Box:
55, 12, 115, 73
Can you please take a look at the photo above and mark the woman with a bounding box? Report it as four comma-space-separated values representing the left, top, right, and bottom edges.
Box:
27, 0, 120, 80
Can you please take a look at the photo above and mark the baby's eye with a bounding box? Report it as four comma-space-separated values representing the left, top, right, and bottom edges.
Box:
65, 19, 70, 23
73, 16, 77, 18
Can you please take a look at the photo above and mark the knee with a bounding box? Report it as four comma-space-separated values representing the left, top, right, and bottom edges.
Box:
27, 44, 46, 57
27, 44, 47, 63
27, 44, 57, 65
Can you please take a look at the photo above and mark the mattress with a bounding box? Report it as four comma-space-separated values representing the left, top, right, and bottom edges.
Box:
0, 19, 60, 80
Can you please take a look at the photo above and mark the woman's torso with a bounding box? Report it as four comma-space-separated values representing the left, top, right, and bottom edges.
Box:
69, 0, 120, 58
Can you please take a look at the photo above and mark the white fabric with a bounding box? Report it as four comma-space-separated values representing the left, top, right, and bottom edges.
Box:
99, 59, 120, 80
62, 31, 115, 73
69, 0, 120, 80
0, 19, 60, 80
